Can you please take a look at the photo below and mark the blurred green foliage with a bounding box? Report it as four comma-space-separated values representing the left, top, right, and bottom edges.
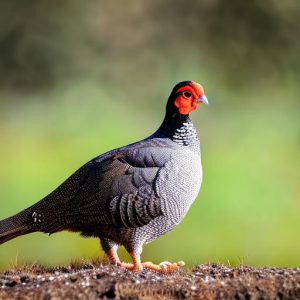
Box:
0, 0, 299, 269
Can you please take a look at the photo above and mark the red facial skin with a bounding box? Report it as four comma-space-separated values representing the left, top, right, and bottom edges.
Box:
174, 81, 204, 115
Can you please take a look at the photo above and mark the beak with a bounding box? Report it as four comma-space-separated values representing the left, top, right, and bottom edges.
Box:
198, 94, 209, 105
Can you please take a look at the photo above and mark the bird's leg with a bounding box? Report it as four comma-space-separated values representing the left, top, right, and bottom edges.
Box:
130, 252, 143, 271
119, 252, 143, 271
105, 247, 140, 270
104, 241, 142, 271
105, 240, 184, 273
101, 238, 124, 267
106, 246, 121, 265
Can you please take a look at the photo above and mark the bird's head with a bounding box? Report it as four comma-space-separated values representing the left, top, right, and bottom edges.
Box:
166, 81, 208, 116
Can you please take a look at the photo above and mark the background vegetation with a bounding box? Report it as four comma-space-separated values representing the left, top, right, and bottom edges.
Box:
0, 0, 299, 269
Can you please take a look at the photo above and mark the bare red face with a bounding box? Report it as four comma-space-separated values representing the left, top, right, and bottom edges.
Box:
174, 81, 207, 115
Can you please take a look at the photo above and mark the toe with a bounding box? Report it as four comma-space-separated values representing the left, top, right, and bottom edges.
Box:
120, 262, 134, 270
159, 262, 176, 272
142, 261, 153, 268
140, 261, 185, 273
120, 262, 143, 272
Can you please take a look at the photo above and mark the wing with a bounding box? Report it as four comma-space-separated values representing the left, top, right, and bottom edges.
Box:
46, 140, 175, 229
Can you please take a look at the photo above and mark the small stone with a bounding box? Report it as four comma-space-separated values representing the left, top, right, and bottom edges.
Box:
70, 275, 77, 282
5, 280, 17, 287
20, 275, 30, 283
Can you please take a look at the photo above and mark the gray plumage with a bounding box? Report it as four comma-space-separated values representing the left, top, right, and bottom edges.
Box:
0, 81, 206, 269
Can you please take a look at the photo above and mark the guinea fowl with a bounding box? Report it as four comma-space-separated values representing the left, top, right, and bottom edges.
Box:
0, 81, 208, 273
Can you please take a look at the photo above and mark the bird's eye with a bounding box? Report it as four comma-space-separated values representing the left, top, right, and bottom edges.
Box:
183, 91, 192, 98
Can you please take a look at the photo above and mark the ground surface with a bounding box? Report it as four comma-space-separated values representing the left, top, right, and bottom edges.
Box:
0, 262, 299, 299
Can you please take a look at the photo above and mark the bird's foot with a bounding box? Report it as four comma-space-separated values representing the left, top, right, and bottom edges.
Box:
117, 260, 184, 273
142, 261, 185, 273
107, 250, 184, 273
119, 262, 143, 271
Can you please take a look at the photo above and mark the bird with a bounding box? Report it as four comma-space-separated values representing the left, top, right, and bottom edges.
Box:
0, 81, 208, 273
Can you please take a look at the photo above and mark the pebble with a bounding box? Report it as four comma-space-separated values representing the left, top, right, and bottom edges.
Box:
5, 280, 17, 287
20, 275, 30, 283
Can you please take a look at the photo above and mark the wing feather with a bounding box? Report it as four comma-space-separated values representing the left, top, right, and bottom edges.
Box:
44, 140, 176, 229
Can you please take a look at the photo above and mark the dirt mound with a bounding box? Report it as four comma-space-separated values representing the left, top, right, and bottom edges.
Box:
0, 263, 299, 299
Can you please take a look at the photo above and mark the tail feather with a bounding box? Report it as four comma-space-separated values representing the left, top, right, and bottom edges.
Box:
0, 200, 66, 245
0, 212, 33, 245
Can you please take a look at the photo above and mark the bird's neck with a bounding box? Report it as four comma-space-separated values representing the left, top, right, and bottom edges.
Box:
152, 113, 200, 150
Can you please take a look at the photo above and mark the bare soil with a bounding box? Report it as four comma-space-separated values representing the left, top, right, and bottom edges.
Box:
0, 262, 299, 299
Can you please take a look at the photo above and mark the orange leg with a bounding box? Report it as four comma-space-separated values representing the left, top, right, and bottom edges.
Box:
106, 248, 142, 271
131, 252, 143, 271
106, 247, 121, 265
119, 252, 143, 271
